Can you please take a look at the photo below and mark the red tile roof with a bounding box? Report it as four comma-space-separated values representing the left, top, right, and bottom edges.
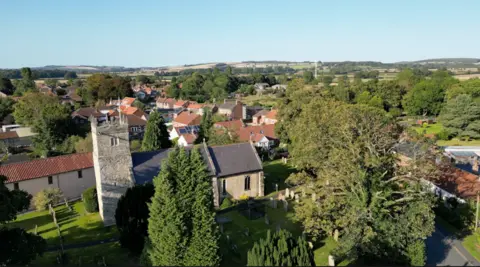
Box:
174, 100, 189, 107
265, 109, 277, 120
174, 111, 201, 126
121, 97, 136, 106
0, 131, 19, 140
181, 133, 197, 144
0, 153, 93, 183
214, 120, 244, 130
187, 103, 203, 109
237, 124, 277, 142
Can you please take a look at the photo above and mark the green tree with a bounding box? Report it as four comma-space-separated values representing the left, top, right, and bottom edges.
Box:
207, 126, 238, 146
0, 77, 15, 95
402, 79, 447, 116
439, 94, 480, 139
247, 230, 314, 266
82, 187, 98, 213
44, 79, 58, 88
136, 75, 151, 85
0, 97, 15, 122
197, 108, 213, 143
183, 149, 220, 266
64, 71, 77, 79
280, 96, 434, 265
33, 188, 63, 211
132, 99, 147, 111
115, 183, 155, 255
355, 91, 371, 104
84, 74, 133, 104
141, 112, 171, 151
367, 95, 383, 109
144, 147, 219, 266
14, 67, 36, 95
13, 93, 59, 126
303, 71, 314, 83
0, 176, 46, 265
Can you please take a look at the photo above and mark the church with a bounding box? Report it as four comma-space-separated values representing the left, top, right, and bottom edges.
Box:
91, 114, 265, 225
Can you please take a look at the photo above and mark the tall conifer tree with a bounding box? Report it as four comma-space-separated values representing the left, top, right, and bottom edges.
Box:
141, 111, 171, 151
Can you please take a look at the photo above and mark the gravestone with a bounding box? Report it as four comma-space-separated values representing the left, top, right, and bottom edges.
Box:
328, 255, 335, 266
244, 227, 249, 237
264, 214, 269, 225
334, 229, 339, 242
285, 188, 290, 199
275, 183, 278, 192
273, 199, 277, 209
308, 241, 314, 249
290, 190, 295, 199
220, 223, 224, 233
295, 194, 299, 203
283, 200, 288, 212
34, 225, 38, 235
226, 234, 230, 242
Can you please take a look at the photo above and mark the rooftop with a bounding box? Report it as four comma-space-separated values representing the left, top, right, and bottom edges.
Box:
174, 111, 201, 126
0, 152, 93, 183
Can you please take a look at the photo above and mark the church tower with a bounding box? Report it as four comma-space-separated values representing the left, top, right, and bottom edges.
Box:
91, 114, 134, 226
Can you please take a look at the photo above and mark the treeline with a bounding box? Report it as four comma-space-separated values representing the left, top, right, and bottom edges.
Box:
0, 69, 77, 79
166, 68, 282, 102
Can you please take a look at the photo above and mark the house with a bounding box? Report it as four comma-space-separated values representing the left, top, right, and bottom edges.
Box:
252, 110, 269, 125
172, 111, 202, 127
174, 100, 190, 109
186, 102, 204, 114
254, 83, 270, 94
177, 133, 197, 147
169, 125, 200, 140
120, 106, 148, 120
0, 153, 95, 205
121, 97, 136, 107
125, 115, 147, 139
252, 109, 277, 125
245, 106, 264, 120
263, 109, 278, 125
91, 116, 264, 225
72, 108, 107, 124
218, 100, 243, 120
237, 124, 278, 149
156, 97, 176, 109
214, 119, 244, 130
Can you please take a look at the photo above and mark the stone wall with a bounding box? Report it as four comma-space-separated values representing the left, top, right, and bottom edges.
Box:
92, 117, 134, 226
217, 171, 263, 201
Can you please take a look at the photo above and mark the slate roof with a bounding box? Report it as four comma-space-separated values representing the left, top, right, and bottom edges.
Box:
0, 152, 93, 183
219, 102, 237, 111
131, 142, 262, 184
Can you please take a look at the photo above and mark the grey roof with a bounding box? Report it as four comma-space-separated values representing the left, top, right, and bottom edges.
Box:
394, 142, 422, 159
208, 143, 262, 178
131, 142, 262, 184
219, 102, 236, 110
449, 151, 478, 158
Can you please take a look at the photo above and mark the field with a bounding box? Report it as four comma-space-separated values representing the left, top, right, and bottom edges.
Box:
8, 201, 118, 246
240, 94, 279, 107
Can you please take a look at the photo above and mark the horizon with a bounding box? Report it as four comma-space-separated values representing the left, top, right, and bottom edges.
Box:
1, 0, 479, 68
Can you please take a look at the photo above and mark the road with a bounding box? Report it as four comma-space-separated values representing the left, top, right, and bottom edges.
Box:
426, 224, 480, 266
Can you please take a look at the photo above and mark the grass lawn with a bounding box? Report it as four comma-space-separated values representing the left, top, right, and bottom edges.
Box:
240, 94, 279, 107
412, 122, 444, 135
8, 201, 118, 247
263, 159, 297, 195
437, 139, 480, 146
219, 202, 346, 266
31, 242, 136, 266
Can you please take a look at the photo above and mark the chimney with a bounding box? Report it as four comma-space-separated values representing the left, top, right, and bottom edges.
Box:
224, 99, 227, 104
473, 156, 479, 173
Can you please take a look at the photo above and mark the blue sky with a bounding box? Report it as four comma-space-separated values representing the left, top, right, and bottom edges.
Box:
0, 0, 479, 68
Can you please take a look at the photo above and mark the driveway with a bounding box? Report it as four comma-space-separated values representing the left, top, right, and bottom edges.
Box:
426, 223, 480, 266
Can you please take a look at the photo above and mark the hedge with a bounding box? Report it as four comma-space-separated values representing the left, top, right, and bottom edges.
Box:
82, 186, 98, 213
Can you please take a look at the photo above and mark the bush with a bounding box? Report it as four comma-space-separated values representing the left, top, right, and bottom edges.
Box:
406, 240, 426, 266
82, 187, 98, 213
220, 198, 233, 209
437, 130, 450, 141
33, 188, 63, 211
130, 139, 142, 152
434, 197, 475, 231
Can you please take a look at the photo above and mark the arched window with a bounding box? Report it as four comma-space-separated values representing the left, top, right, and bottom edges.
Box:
222, 179, 227, 195
244, 176, 251, 191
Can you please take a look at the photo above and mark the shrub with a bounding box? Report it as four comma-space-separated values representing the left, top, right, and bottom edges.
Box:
406, 240, 426, 266
82, 187, 98, 213
220, 198, 233, 209
130, 139, 142, 152
437, 130, 450, 141
434, 197, 475, 231
33, 188, 63, 211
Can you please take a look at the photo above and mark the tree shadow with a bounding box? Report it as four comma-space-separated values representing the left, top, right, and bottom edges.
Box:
263, 161, 297, 195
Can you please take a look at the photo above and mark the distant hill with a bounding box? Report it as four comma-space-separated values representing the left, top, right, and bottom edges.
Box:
395, 58, 480, 68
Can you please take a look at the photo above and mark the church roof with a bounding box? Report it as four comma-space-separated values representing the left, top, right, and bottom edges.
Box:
131, 142, 262, 184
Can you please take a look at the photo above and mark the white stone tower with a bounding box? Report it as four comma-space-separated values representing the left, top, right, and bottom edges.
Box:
91, 114, 134, 226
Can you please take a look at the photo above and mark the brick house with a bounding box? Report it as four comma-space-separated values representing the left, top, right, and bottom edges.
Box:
218, 100, 243, 120
172, 111, 202, 127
